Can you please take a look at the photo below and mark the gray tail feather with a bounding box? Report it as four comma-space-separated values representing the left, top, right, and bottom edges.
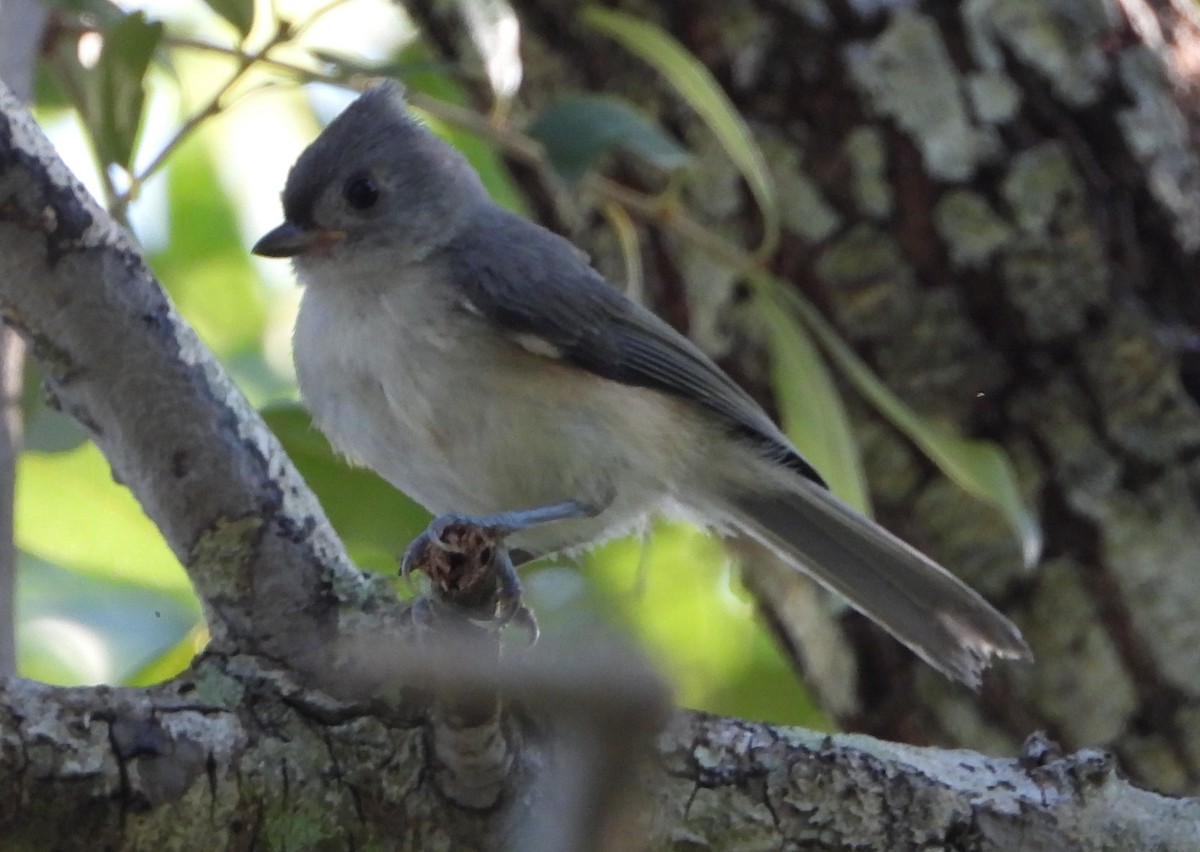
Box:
725, 480, 1031, 689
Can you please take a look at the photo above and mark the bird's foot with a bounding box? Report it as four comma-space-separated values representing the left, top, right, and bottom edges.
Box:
400, 501, 603, 642
401, 512, 538, 641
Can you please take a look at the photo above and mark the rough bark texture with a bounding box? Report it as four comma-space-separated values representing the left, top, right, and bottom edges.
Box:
3, 668, 1198, 851
401, 0, 1200, 795
1, 0, 1199, 848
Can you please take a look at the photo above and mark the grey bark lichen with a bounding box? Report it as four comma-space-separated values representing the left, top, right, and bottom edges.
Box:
1021, 558, 1139, 744
933, 190, 1011, 268
843, 127, 893, 219
965, 0, 1114, 106
999, 142, 1108, 341
846, 9, 1000, 181
764, 135, 842, 242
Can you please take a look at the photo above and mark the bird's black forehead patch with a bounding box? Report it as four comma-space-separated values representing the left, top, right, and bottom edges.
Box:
280, 84, 418, 228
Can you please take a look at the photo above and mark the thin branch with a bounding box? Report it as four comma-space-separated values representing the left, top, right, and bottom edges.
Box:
114, 30, 288, 216
113, 0, 353, 215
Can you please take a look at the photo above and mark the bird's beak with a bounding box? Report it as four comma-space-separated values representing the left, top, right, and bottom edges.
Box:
252, 222, 347, 258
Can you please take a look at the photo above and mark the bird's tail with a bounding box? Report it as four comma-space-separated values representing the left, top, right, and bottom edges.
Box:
721, 477, 1031, 689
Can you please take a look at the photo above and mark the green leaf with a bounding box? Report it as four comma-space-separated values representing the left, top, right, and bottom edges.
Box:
262, 403, 430, 575
759, 296, 870, 514
32, 63, 74, 112
764, 276, 1042, 566
528, 94, 692, 185
17, 553, 201, 685
150, 136, 267, 361
600, 200, 645, 299
580, 6, 779, 255
80, 11, 163, 170
125, 622, 208, 686
200, 0, 255, 39
16, 444, 193, 593
584, 521, 824, 727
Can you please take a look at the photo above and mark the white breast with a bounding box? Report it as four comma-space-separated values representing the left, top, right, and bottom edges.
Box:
294, 267, 457, 507
291, 267, 709, 558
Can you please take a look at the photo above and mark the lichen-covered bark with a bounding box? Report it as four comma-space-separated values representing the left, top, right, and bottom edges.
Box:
409, 0, 1200, 793
0, 658, 485, 850
4, 664, 1197, 851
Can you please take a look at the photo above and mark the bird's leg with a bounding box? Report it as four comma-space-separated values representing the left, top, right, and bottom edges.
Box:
401, 499, 604, 635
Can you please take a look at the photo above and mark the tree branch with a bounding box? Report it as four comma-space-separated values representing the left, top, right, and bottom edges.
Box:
3, 666, 1197, 850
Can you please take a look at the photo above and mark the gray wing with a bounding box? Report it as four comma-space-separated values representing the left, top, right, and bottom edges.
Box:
446, 206, 827, 487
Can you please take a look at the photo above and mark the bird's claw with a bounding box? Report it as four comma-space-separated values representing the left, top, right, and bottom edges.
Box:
399, 529, 437, 594
400, 512, 537, 639
502, 602, 540, 647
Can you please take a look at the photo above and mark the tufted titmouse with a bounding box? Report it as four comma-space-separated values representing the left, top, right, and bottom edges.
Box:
253, 84, 1031, 687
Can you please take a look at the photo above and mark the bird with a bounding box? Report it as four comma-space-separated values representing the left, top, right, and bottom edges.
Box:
252, 83, 1031, 688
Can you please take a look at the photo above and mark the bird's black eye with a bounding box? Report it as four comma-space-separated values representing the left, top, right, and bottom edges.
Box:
343, 174, 379, 210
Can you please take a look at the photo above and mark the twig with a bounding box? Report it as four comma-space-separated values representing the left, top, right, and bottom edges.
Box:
113, 0, 353, 216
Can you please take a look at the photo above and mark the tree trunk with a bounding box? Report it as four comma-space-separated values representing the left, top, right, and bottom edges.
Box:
407, 0, 1200, 794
